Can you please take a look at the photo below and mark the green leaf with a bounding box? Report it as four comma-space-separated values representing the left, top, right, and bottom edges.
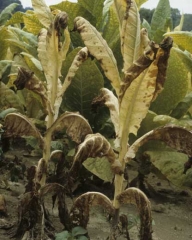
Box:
102, 7, 120, 50
23, 14, 44, 35
55, 231, 71, 240
5, 11, 24, 26
63, 58, 104, 124
0, 3, 19, 25
164, 31, 192, 53
72, 226, 87, 237
0, 27, 10, 60
78, 0, 105, 29
151, 0, 171, 42
0, 108, 18, 119
151, 47, 189, 114
83, 157, 114, 182
50, 1, 95, 30
141, 19, 151, 39
135, 0, 148, 9
31, 0, 53, 28
0, 82, 24, 113
145, 150, 192, 187
7, 26, 38, 57
21, 52, 46, 82
171, 92, 192, 119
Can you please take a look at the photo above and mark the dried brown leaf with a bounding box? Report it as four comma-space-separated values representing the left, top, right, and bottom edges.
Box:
70, 133, 123, 179
152, 36, 173, 101
119, 41, 159, 102
116, 187, 152, 240
70, 192, 115, 228
4, 113, 43, 145
47, 112, 92, 143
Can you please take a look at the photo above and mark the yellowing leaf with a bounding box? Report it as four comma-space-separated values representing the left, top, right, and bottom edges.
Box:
23, 14, 44, 35
74, 16, 121, 95
114, 0, 140, 71
92, 88, 119, 135
164, 31, 192, 53
31, 0, 53, 28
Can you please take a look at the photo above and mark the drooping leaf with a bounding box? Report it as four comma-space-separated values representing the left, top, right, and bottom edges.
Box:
92, 88, 119, 135
125, 125, 192, 161
31, 0, 53, 28
74, 16, 121, 95
114, 0, 141, 71
0, 82, 24, 113
150, 0, 171, 42
164, 31, 192, 53
4, 113, 43, 144
70, 192, 114, 228
71, 133, 123, 178
151, 47, 189, 114
116, 187, 152, 240
83, 157, 114, 182
47, 112, 92, 144
144, 150, 192, 187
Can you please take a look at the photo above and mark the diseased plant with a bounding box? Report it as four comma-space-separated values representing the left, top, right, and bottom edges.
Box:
1, 0, 192, 239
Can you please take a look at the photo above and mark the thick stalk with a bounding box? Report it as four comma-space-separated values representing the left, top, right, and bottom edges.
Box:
113, 132, 129, 226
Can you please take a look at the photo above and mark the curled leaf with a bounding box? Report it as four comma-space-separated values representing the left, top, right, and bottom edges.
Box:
116, 187, 152, 240
70, 192, 115, 228
4, 113, 43, 145
74, 16, 121, 95
35, 158, 47, 187
120, 40, 159, 101
92, 88, 119, 135
47, 112, 92, 143
125, 125, 192, 161
153, 36, 173, 101
71, 133, 123, 177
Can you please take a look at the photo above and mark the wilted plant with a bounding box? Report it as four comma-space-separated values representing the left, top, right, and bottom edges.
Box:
1, 0, 192, 239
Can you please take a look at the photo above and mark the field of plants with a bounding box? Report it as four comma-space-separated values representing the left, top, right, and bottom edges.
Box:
0, 0, 192, 239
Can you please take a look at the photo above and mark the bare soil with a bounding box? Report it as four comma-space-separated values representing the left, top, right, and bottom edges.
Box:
0, 146, 192, 240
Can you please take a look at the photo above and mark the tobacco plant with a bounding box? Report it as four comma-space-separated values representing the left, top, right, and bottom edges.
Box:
1, 0, 192, 239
